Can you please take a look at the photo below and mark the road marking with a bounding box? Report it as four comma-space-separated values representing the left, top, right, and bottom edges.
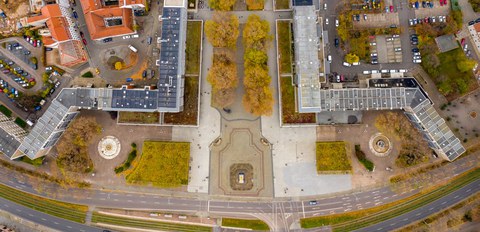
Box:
375, 202, 383, 206
390, 223, 396, 226
392, 194, 398, 197
15, 209, 21, 212
344, 208, 352, 212
86, 197, 92, 200
429, 207, 434, 211
28, 214, 33, 217
3, 204, 8, 208
54, 222, 59, 225
140, 201, 146, 203
441, 201, 447, 205
301, 201, 305, 219
454, 195, 459, 199
67, 226, 72, 229
127, 200, 132, 202
467, 189, 472, 192
403, 218, 408, 221
154, 202, 160, 204
365, 201, 371, 204
41, 218, 46, 221
377, 227, 383, 231
342, 197, 350, 200
207, 200, 210, 212
416, 213, 421, 216
383, 197, 389, 200
113, 199, 119, 201
99, 198, 106, 201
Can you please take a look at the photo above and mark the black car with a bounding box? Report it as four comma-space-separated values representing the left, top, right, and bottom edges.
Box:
33, 64, 37, 70
334, 38, 339, 47
356, 14, 360, 21
476, 18, 480, 23
411, 37, 418, 42
46, 47, 53, 51
422, 1, 426, 7
49, 88, 55, 95
412, 48, 419, 53
103, 38, 113, 43
469, 21, 475, 26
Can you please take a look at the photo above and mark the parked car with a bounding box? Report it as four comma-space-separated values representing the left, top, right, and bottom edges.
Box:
24, 50, 30, 55
147, 36, 152, 44
390, 5, 394, 12
46, 47, 53, 51
335, 19, 339, 27
412, 47, 419, 53
343, 62, 352, 67
469, 21, 475, 26
34, 106, 41, 111
334, 38, 339, 47
103, 38, 113, 43
126, 78, 133, 82
309, 201, 318, 205
45, 66, 53, 71
72, 11, 78, 19
82, 38, 87, 45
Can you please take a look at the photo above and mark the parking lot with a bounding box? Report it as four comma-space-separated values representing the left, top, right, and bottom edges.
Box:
370, 35, 403, 63
413, 0, 450, 18
353, 12, 400, 28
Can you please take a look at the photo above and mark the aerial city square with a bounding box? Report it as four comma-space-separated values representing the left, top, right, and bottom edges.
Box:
0, 0, 479, 231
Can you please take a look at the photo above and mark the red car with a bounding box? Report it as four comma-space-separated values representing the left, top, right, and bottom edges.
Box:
439, 0, 443, 6
390, 5, 394, 12
33, 40, 37, 47
82, 38, 87, 45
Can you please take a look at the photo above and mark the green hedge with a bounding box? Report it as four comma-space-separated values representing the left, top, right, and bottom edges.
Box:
355, 145, 374, 172
14, 117, 27, 128
114, 143, 138, 174
81, 71, 93, 78
0, 105, 12, 117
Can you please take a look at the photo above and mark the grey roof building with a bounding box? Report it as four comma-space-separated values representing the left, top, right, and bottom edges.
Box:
0, 112, 28, 159
290, 0, 465, 161
9, 6, 188, 160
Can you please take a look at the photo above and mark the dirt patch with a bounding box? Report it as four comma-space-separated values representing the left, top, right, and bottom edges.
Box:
103, 46, 137, 70
131, 61, 148, 79
0, 0, 29, 16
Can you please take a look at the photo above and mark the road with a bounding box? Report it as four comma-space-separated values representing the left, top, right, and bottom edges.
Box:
355, 178, 480, 232
0, 152, 477, 231
0, 197, 103, 232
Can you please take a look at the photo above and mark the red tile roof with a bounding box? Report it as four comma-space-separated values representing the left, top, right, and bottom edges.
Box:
80, 0, 135, 40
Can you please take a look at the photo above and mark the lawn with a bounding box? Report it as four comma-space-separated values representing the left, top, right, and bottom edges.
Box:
14, 117, 27, 128
185, 21, 202, 75
280, 77, 316, 124
425, 48, 477, 100
0, 183, 88, 223
354, 145, 374, 172
222, 218, 270, 230
164, 77, 199, 125
92, 212, 212, 232
275, 0, 290, 10
316, 141, 352, 174
277, 21, 293, 74
19, 156, 44, 167
126, 141, 190, 187
118, 111, 160, 124
0, 105, 12, 117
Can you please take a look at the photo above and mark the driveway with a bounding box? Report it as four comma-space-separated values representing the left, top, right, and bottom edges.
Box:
71, 2, 160, 85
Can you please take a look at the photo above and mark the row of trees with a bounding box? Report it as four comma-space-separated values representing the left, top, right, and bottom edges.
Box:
56, 116, 101, 173
242, 15, 273, 116
209, 0, 265, 11
205, 12, 240, 108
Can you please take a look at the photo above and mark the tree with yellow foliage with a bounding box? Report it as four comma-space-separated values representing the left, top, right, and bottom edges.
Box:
243, 86, 273, 116
114, 62, 123, 70
246, 0, 265, 10
205, 12, 239, 48
243, 14, 272, 51
209, 0, 236, 10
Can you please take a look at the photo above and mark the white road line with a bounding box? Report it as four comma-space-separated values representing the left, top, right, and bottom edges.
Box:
301, 201, 305, 218
365, 201, 372, 204
41, 218, 46, 221
383, 197, 389, 200
403, 218, 408, 221
67, 226, 72, 229
54, 222, 59, 225
454, 195, 459, 199
375, 202, 383, 206
467, 189, 472, 192
441, 201, 447, 205
390, 223, 396, 226
207, 200, 210, 212
377, 227, 383, 231
28, 214, 33, 217
429, 207, 434, 211
416, 213, 421, 216
392, 194, 398, 197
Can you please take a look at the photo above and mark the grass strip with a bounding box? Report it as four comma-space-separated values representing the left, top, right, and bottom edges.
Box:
92, 212, 211, 232
300, 168, 480, 230
14, 117, 27, 128
277, 21, 293, 74
185, 21, 202, 75
0, 105, 12, 117
222, 218, 270, 230
0, 184, 87, 223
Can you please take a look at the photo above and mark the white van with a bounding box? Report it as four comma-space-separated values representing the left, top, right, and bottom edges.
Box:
128, 45, 138, 53
342, 62, 352, 67
327, 55, 332, 63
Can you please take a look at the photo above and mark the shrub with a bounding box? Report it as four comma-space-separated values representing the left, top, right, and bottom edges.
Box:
114, 146, 138, 174
81, 71, 93, 78
355, 145, 375, 171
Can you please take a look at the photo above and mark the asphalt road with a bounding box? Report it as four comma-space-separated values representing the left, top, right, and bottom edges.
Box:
0, 197, 103, 232
355, 179, 480, 232
0, 153, 477, 231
